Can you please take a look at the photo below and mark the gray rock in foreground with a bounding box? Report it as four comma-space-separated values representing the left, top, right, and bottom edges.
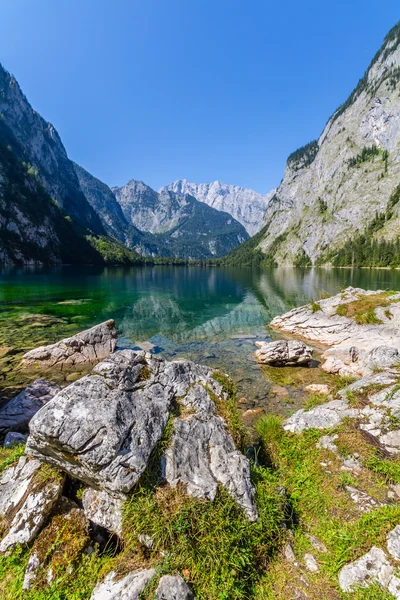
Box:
254, 339, 313, 366
0, 456, 63, 552
165, 384, 258, 521
26, 349, 257, 520
90, 569, 156, 600
90, 570, 195, 600
0, 380, 61, 434
22, 320, 117, 369
155, 575, 195, 599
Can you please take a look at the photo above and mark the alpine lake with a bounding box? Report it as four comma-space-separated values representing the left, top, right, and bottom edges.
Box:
2, 265, 400, 434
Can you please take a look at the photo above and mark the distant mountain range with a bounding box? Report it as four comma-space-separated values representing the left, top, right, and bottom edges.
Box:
161, 180, 274, 236
0, 61, 271, 265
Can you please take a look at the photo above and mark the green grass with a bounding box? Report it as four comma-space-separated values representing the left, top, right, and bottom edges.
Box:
119, 473, 286, 600
255, 414, 400, 598
335, 293, 390, 325
0, 444, 25, 474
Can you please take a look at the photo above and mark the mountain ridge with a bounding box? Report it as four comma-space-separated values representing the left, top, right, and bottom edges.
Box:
161, 179, 274, 236
112, 179, 249, 259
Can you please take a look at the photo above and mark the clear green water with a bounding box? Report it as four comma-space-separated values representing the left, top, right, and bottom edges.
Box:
1, 265, 400, 420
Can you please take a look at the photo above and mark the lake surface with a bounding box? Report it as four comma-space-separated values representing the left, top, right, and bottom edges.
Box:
2, 266, 400, 422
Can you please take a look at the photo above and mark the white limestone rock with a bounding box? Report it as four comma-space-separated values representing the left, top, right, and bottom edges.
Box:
344, 486, 384, 512
22, 320, 117, 369
90, 569, 156, 600
284, 399, 358, 433
304, 553, 319, 572
254, 339, 313, 366
270, 288, 400, 354
0, 456, 63, 552
339, 547, 394, 592
304, 384, 330, 395
316, 434, 339, 453
387, 525, 400, 561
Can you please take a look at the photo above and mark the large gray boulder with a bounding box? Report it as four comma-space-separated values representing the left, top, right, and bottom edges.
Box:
165, 383, 257, 521
22, 320, 117, 369
26, 350, 257, 520
155, 575, 195, 599
0, 456, 63, 552
0, 380, 61, 434
254, 339, 313, 366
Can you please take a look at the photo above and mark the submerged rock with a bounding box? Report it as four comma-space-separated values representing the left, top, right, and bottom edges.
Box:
254, 340, 313, 366
0, 456, 63, 552
304, 384, 330, 395
0, 380, 61, 435
26, 350, 257, 520
90, 569, 156, 600
22, 320, 117, 369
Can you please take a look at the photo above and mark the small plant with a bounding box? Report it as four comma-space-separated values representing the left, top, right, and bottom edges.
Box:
310, 301, 321, 313
319, 291, 331, 300
304, 394, 326, 410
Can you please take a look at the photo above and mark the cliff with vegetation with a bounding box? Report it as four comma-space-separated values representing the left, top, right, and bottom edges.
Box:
227, 23, 400, 268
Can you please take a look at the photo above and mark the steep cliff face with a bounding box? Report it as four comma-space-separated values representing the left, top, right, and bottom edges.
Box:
0, 121, 101, 265
0, 65, 103, 234
0, 64, 145, 266
112, 180, 249, 258
161, 179, 273, 236
256, 23, 400, 266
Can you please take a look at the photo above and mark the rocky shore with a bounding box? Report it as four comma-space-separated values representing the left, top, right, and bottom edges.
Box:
255, 287, 400, 598
2, 289, 400, 598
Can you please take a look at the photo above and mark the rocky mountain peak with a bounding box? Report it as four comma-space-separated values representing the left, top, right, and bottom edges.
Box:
160, 179, 275, 236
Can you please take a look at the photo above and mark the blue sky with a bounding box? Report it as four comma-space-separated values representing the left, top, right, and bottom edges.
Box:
0, 1, 399, 193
